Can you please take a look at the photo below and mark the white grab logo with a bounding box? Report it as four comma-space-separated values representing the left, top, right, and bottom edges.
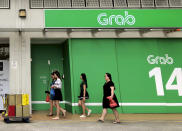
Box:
147, 54, 173, 65
97, 11, 135, 26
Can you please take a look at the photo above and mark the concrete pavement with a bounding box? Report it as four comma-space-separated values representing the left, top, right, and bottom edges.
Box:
1, 111, 182, 131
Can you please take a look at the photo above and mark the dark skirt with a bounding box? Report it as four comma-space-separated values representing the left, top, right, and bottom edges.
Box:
53, 89, 63, 101
78, 91, 89, 100
102, 94, 120, 109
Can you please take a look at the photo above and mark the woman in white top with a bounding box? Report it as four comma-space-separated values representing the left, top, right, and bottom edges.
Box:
51, 71, 66, 120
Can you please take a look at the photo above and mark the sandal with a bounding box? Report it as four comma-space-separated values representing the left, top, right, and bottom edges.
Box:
113, 121, 121, 124
98, 119, 104, 123
47, 114, 53, 116
52, 117, 60, 120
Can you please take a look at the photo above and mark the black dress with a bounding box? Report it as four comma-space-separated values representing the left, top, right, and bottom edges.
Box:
54, 89, 63, 101
102, 81, 120, 109
53, 78, 63, 101
78, 82, 89, 100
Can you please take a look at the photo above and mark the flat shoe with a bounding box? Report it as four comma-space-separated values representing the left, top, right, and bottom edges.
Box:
87, 109, 92, 116
98, 119, 104, 123
80, 115, 86, 118
47, 114, 53, 116
113, 121, 121, 124
52, 117, 60, 120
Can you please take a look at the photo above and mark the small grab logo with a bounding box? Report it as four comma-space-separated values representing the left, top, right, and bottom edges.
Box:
147, 54, 174, 65
97, 11, 135, 26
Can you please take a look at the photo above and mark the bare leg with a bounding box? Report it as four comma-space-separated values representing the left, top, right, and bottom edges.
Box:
81, 100, 86, 115
85, 104, 89, 112
78, 100, 82, 106
49, 100, 53, 115
112, 108, 120, 122
59, 106, 66, 117
53, 101, 56, 107
99, 108, 107, 121
52, 100, 60, 120
56, 100, 60, 118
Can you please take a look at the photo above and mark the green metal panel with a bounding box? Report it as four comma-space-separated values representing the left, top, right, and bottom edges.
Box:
116, 39, 182, 113
116, 39, 165, 102
63, 42, 73, 112
69, 38, 182, 113
31, 44, 65, 110
69, 39, 122, 114
31, 38, 182, 113
45, 9, 182, 28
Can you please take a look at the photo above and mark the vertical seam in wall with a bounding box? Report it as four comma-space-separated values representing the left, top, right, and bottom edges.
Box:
9, 36, 11, 94
28, 35, 32, 114
68, 39, 75, 113
114, 39, 123, 113
20, 33, 22, 94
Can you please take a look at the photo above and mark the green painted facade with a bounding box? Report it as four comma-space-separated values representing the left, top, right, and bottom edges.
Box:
45, 9, 182, 28
31, 38, 182, 114
31, 44, 66, 110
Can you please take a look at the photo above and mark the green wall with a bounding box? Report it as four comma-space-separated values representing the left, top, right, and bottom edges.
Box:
69, 38, 182, 114
31, 38, 182, 114
63, 41, 73, 112
69, 39, 122, 114
31, 44, 65, 110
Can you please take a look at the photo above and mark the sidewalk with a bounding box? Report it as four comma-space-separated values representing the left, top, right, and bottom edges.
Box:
31, 111, 182, 122
1, 111, 182, 131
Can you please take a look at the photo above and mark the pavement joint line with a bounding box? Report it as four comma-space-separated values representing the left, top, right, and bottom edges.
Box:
30, 119, 182, 124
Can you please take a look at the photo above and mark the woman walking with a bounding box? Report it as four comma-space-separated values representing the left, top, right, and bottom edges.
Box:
51, 71, 66, 120
98, 73, 120, 124
48, 72, 56, 116
78, 73, 92, 118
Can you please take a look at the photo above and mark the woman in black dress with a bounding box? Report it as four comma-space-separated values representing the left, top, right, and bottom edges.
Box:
51, 71, 66, 120
99, 73, 120, 123
78, 73, 92, 118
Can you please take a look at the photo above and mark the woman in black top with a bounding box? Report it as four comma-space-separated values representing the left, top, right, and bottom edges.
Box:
48, 72, 56, 116
78, 73, 92, 118
99, 73, 120, 123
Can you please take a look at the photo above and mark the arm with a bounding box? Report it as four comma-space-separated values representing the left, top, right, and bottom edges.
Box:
110, 86, 114, 99
83, 84, 86, 101
83, 84, 86, 97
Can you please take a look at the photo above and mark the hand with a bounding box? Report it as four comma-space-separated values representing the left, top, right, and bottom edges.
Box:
83, 97, 85, 101
107, 96, 113, 100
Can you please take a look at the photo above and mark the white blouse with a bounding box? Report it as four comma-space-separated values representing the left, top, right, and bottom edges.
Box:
53, 78, 62, 89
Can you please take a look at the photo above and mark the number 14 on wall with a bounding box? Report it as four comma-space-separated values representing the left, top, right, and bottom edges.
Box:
149, 67, 182, 96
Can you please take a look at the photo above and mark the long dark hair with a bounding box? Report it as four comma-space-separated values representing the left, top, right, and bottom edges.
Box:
81, 73, 88, 87
54, 70, 60, 79
106, 73, 112, 81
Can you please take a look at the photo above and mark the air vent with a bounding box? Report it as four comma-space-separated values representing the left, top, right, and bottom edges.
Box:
72, 0, 85, 8
30, 0, 182, 9
141, 0, 154, 7
114, 0, 127, 7
44, 0, 58, 8
30, 0, 43, 8
58, 0, 71, 8
0, 0, 9, 8
127, 0, 141, 7
86, 0, 99, 7
155, 0, 169, 7
100, 0, 113, 8
169, 0, 182, 7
